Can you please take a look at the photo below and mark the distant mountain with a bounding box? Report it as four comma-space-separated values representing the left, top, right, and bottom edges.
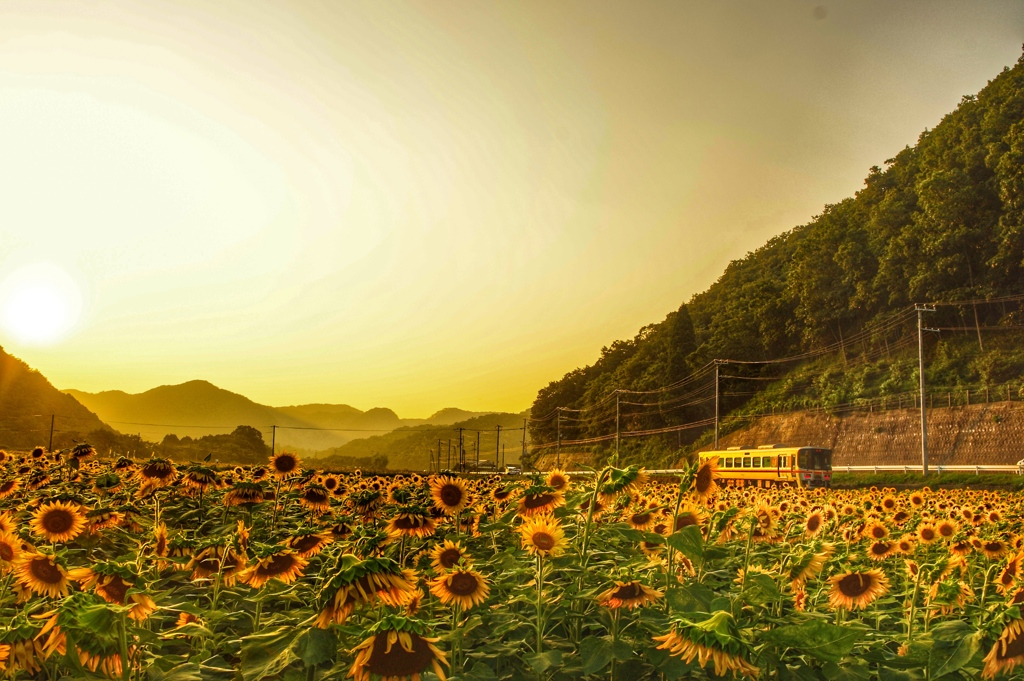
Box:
315, 410, 530, 471
0, 346, 106, 450
65, 381, 505, 453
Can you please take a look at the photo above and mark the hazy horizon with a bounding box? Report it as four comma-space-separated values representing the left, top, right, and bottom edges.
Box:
1, 1, 1022, 416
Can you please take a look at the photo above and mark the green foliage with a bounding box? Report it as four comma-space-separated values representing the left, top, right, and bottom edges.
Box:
531, 52, 1024, 466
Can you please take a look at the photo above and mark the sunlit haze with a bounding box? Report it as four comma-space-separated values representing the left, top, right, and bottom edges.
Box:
1, 1, 1021, 416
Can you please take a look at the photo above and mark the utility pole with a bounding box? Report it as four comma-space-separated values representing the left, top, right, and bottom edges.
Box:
48, 415, 55, 452
556, 409, 562, 467
917, 305, 936, 476
436, 440, 442, 473
615, 391, 620, 460
457, 428, 465, 473
521, 418, 527, 468
271, 425, 276, 457
495, 425, 502, 470
714, 361, 721, 449
475, 430, 480, 471
447, 439, 451, 470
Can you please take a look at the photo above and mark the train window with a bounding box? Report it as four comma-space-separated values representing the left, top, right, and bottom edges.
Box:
763, 457, 772, 467
780, 456, 787, 467
742, 457, 750, 468
751, 457, 760, 468
726, 457, 734, 468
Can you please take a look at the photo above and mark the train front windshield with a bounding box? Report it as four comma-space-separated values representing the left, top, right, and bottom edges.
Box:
798, 448, 832, 470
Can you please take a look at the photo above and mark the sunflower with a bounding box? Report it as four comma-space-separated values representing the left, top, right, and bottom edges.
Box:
518, 515, 567, 557
862, 520, 888, 541
984, 539, 1010, 560
0, 511, 15, 534
314, 557, 418, 627
803, 510, 825, 537
894, 535, 916, 555
516, 486, 565, 518
598, 465, 649, 505
287, 531, 333, 558
428, 568, 490, 609
299, 484, 332, 513
242, 550, 309, 589
429, 476, 469, 516
14, 552, 71, 598
222, 481, 265, 507
182, 466, 219, 493
936, 519, 959, 540
653, 611, 758, 679
30, 501, 86, 544
596, 580, 663, 609
788, 544, 834, 589
386, 509, 437, 540
138, 458, 176, 488
0, 531, 21, 572
546, 469, 570, 493
187, 545, 247, 586
827, 569, 889, 610
673, 504, 707, 532
627, 502, 658, 532
867, 540, 895, 561
983, 618, 1024, 679
693, 456, 719, 502
910, 492, 926, 507
69, 566, 157, 621
349, 617, 449, 681
917, 524, 938, 544
927, 579, 973, 616
0, 478, 19, 499
430, 540, 471, 572
997, 553, 1024, 593
269, 452, 301, 479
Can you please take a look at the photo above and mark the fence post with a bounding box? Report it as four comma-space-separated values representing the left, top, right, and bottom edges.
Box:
948, 393, 951, 407
986, 387, 990, 403
967, 390, 970, 406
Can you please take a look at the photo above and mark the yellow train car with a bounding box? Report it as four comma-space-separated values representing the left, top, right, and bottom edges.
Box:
698, 444, 832, 489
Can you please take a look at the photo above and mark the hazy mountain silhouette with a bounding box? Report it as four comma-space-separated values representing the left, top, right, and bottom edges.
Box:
0, 346, 106, 450
65, 381, 497, 452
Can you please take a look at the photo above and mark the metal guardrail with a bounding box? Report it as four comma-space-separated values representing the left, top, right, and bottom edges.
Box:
563, 465, 1024, 476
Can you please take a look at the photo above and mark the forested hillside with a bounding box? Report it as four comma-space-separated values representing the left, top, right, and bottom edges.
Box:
529, 50, 1024, 467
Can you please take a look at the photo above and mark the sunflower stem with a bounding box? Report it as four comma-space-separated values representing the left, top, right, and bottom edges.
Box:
664, 471, 690, 612
535, 552, 545, 656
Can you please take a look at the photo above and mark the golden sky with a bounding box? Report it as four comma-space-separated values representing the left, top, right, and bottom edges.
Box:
0, 1, 1021, 417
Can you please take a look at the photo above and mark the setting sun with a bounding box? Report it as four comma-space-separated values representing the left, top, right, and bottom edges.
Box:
0, 263, 82, 346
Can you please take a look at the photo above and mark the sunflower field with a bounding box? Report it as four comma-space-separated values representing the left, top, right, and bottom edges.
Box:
2, 445, 1024, 680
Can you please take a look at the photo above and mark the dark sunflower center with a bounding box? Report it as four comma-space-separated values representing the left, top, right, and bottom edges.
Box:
42, 509, 74, 534
987, 542, 1004, 552
304, 490, 328, 503
447, 572, 480, 596
531, 531, 555, 551
939, 524, 954, 537
367, 632, 434, 677
0, 480, 14, 493
921, 528, 935, 540
29, 557, 63, 584
550, 475, 566, 489
440, 485, 463, 507
837, 573, 872, 597
806, 515, 821, 531
260, 554, 297, 577
292, 535, 322, 553
695, 465, 713, 493
674, 514, 697, 531
1011, 589, 1024, 605
0, 542, 14, 561
894, 512, 909, 523
870, 542, 890, 556
611, 582, 643, 600
324, 478, 337, 489
494, 490, 511, 500
631, 513, 651, 526
395, 515, 425, 530
871, 527, 886, 539
274, 456, 297, 473
1001, 631, 1024, 660
100, 576, 130, 604
439, 548, 462, 569
523, 494, 554, 510
883, 500, 895, 509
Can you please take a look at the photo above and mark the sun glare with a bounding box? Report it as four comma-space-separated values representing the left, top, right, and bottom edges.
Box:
0, 263, 82, 345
